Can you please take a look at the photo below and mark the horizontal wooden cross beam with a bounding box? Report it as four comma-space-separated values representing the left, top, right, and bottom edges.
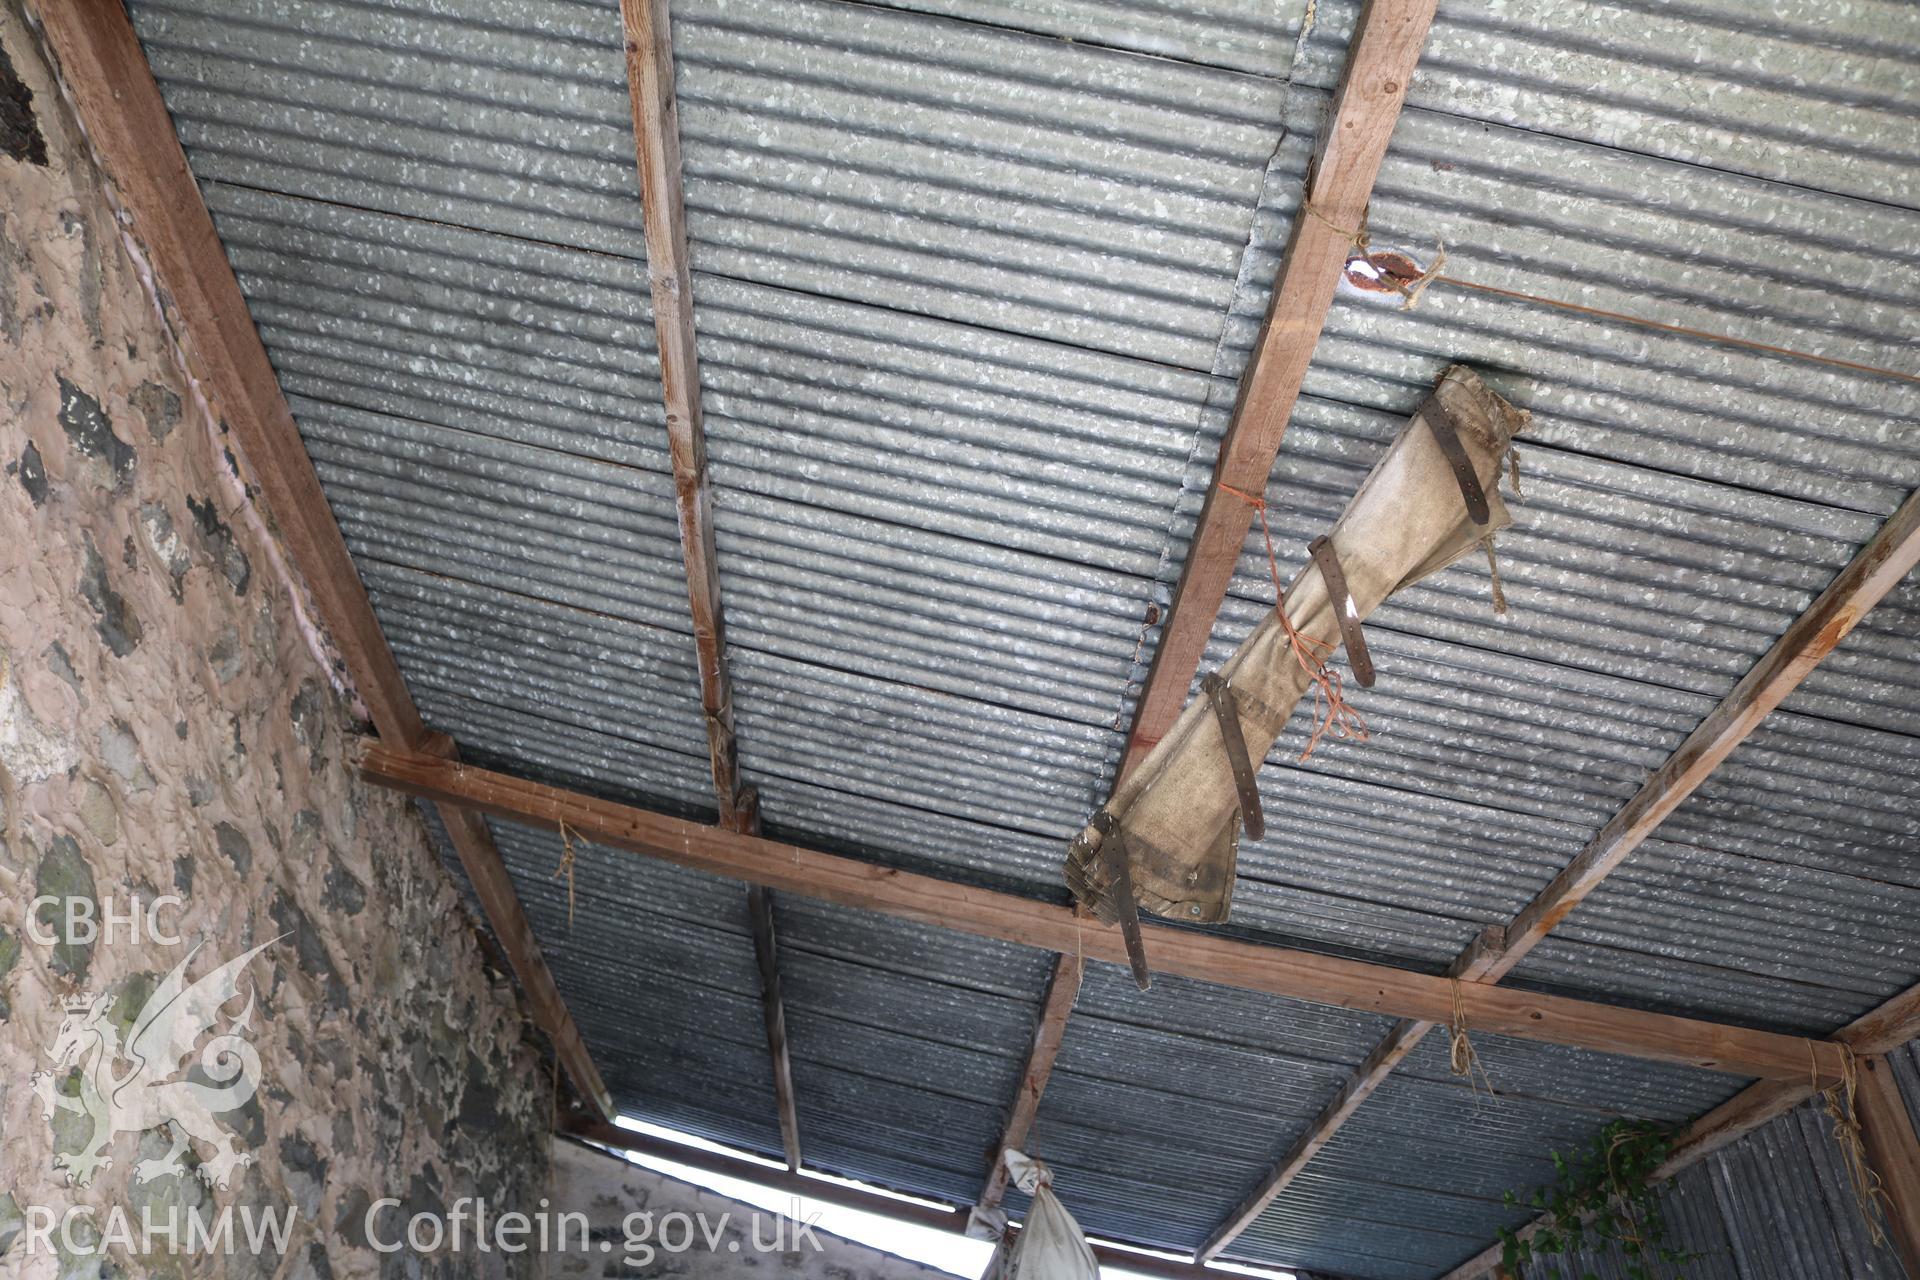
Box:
358, 743, 1847, 1085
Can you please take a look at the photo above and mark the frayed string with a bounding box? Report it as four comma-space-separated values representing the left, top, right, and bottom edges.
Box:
1397, 241, 1447, 311
556, 821, 576, 932
1481, 535, 1508, 616
1448, 978, 1497, 1106
1217, 483, 1368, 760
1815, 1043, 1888, 1245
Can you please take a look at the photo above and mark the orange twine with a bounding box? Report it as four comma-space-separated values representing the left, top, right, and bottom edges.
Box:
1216, 483, 1368, 759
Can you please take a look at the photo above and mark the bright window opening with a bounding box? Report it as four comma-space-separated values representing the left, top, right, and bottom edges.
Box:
607, 1116, 1298, 1280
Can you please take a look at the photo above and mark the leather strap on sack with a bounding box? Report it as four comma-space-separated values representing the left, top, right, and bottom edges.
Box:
1201, 673, 1267, 839
1421, 398, 1491, 525
1306, 536, 1375, 688
1091, 812, 1152, 989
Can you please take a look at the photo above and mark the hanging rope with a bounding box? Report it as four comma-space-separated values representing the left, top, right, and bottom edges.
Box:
555, 818, 580, 928
1815, 1043, 1889, 1245
1216, 482, 1368, 759
1480, 535, 1509, 616
1448, 978, 1496, 1105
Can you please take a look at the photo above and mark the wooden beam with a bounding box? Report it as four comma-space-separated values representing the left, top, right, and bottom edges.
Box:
618, 0, 746, 826
1856, 1054, 1920, 1274
618, 0, 804, 1171
32, 0, 614, 1122
978, 953, 1084, 1210
1437, 976, 1920, 1280
1200, 927, 1507, 1259
748, 884, 804, 1172
1119, 0, 1440, 776
1501, 488, 1920, 967
32, 0, 422, 747
561, 1123, 1259, 1280
1204, 488, 1920, 1260
356, 742, 1850, 1085
441, 802, 615, 1120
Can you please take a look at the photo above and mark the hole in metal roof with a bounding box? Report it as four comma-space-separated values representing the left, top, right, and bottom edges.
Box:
1343, 248, 1426, 295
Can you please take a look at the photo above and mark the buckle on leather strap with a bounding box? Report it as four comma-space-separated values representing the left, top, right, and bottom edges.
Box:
1306, 536, 1375, 688
1421, 399, 1491, 526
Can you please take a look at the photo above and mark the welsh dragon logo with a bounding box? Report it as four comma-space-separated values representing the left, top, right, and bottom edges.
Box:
30, 936, 279, 1189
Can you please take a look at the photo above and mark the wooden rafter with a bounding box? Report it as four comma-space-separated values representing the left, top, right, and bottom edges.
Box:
618, 0, 745, 828
1200, 927, 1508, 1258
978, 953, 1084, 1211
356, 741, 1855, 1084
1855, 1054, 1920, 1275
1440, 975, 1920, 1280
748, 884, 804, 1172
32, 0, 613, 1121
1119, 0, 1441, 777
1203, 487, 1920, 1260
617, 0, 800, 1168
981, 5, 1448, 1206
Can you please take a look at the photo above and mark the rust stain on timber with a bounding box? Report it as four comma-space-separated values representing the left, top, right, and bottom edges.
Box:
1532, 894, 1581, 935
1809, 605, 1860, 659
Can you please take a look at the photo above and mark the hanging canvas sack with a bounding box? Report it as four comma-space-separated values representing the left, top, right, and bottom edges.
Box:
982, 1151, 1100, 1280
1066, 365, 1528, 939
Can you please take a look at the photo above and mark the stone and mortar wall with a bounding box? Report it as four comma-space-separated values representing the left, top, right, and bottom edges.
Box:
0, 6, 550, 1277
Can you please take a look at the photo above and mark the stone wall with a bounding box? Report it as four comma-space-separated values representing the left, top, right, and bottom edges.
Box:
0, 5, 550, 1277
547, 1139, 956, 1279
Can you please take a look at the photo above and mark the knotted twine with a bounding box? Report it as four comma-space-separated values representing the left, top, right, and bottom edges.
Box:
556, 818, 580, 927
1217, 481, 1368, 760
1816, 1043, 1889, 1245
1449, 978, 1496, 1105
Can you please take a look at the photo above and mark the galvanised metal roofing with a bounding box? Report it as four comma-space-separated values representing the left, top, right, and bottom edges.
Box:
1517, 1047, 1920, 1280
124, 0, 1920, 1274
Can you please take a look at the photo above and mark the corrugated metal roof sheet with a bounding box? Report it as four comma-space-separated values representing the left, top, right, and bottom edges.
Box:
125, 0, 1920, 1272
1519, 1100, 1910, 1280
774, 900, 1052, 1203
673, 0, 1303, 369
428, 811, 787, 1155
1233, 1056, 1732, 1275
1027, 962, 1397, 1253
1513, 1047, 1920, 1279
1299, 0, 1920, 208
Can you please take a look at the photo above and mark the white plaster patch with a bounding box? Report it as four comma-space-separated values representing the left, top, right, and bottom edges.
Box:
0, 654, 77, 784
